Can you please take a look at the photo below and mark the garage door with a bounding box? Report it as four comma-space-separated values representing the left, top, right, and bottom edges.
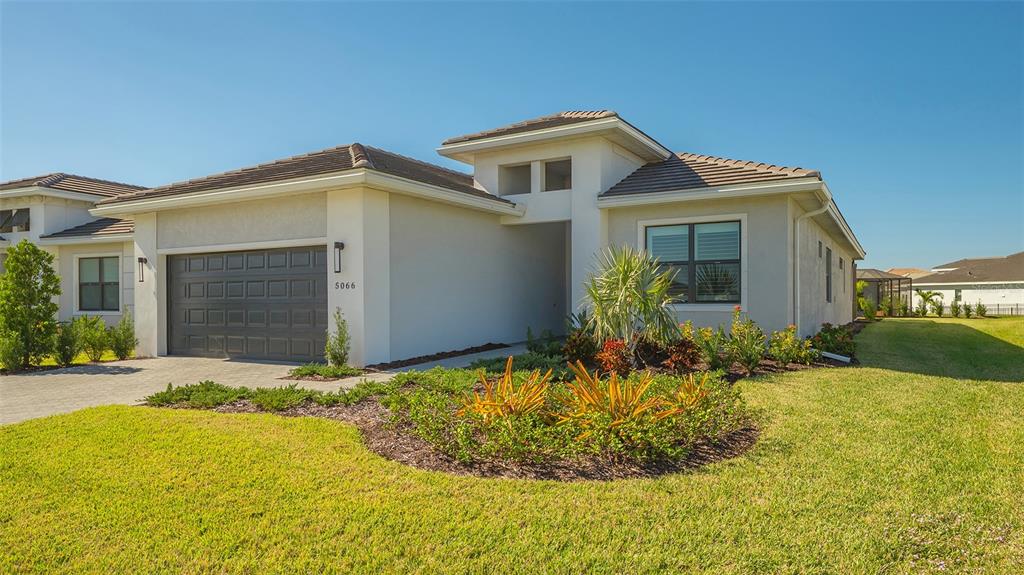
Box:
168, 246, 328, 362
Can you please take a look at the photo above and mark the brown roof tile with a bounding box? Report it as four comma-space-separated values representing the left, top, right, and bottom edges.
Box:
97, 144, 510, 206
442, 111, 620, 145
916, 252, 1024, 284
42, 217, 134, 239
0, 173, 144, 197
601, 152, 821, 197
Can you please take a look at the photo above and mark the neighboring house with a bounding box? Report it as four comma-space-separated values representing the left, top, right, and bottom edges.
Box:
0, 110, 864, 365
887, 267, 930, 280
911, 252, 1024, 312
857, 268, 913, 311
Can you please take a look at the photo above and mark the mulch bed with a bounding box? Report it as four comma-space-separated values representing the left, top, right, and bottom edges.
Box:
209, 397, 758, 481
365, 342, 509, 371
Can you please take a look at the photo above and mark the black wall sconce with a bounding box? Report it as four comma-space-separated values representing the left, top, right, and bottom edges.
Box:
137, 257, 147, 282
333, 242, 345, 273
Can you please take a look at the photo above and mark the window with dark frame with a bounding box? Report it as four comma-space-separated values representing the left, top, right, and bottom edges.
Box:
79, 256, 120, 312
840, 257, 846, 292
645, 221, 741, 304
825, 247, 833, 303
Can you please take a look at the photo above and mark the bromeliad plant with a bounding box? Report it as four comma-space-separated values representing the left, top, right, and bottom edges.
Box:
559, 361, 663, 437
459, 357, 552, 425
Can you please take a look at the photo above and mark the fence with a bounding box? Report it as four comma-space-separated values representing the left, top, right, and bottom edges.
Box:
935, 303, 1022, 316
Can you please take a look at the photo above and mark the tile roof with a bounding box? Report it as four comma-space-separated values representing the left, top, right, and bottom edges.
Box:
0, 173, 144, 197
915, 252, 1024, 284
41, 218, 134, 239
886, 267, 930, 279
442, 111, 620, 145
97, 143, 510, 206
857, 268, 909, 280
602, 152, 821, 197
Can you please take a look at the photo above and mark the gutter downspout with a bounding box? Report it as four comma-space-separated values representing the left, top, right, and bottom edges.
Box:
793, 194, 831, 336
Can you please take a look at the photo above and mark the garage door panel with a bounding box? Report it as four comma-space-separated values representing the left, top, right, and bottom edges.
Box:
168, 246, 327, 362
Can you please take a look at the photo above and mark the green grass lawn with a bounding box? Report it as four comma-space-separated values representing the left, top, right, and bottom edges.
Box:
2, 318, 1023, 573
37, 350, 121, 368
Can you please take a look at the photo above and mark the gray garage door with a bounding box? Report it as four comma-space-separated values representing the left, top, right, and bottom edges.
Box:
168, 246, 328, 362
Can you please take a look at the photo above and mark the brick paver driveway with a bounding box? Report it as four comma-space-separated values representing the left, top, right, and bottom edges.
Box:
0, 357, 358, 425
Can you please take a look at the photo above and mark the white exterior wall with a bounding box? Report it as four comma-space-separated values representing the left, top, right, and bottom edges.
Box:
54, 241, 135, 326
794, 204, 856, 336
607, 195, 792, 334
387, 194, 567, 361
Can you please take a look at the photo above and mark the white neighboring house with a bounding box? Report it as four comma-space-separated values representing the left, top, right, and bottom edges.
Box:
1, 111, 865, 366
910, 252, 1024, 313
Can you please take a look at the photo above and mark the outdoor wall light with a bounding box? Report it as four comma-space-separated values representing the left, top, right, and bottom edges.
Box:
333, 242, 345, 273
137, 257, 147, 282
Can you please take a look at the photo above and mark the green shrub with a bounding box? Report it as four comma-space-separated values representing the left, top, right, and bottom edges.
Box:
77, 316, 108, 362
879, 299, 893, 317
325, 308, 351, 367
0, 329, 27, 372
974, 301, 987, 317
289, 363, 362, 379
250, 384, 319, 411
469, 352, 570, 380
950, 300, 962, 317
144, 381, 251, 408
693, 325, 733, 370
963, 303, 973, 318
810, 323, 855, 357
915, 302, 928, 317
526, 327, 562, 356
727, 307, 765, 375
768, 325, 819, 366
562, 311, 599, 365
0, 239, 61, 367
859, 298, 877, 321
898, 299, 911, 317
53, 321, 82, 367
107, 313, 137, 360
930, 300, 944, 317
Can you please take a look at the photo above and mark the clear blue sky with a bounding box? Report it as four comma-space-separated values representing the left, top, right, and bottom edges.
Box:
2, 1, 1021, 270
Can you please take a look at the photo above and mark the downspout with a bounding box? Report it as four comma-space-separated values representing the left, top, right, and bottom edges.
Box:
793, 194, 831, 336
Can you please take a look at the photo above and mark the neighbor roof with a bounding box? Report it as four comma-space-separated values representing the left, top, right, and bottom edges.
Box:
886, 267, 930, 279
0, 173, 144, 197
602, 152, 821, 197
442, 111, 621, 145
42, 218, 134, 239
857, 268, 909, 281
97, 143, 509, 206
915, 252, 1024, 284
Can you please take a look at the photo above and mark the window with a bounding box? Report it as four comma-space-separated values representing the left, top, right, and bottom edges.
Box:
79, 256, 120, 312
955, 289, 962, 301
0, 209, 29, 233
498, 163, 530, 196
645, 221, 741, 304
543, 158, 572, 191
825, 247, 833, 303
818, 240, 822, 258
840, 257, 846, 293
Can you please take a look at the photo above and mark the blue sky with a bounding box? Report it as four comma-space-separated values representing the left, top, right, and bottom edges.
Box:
2, 1, 1021, 270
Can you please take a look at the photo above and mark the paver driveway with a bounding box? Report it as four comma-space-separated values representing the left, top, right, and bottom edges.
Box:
0, 357, 362, 425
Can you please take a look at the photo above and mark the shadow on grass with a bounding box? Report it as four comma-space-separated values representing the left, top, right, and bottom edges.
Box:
856, 319, 1024, 383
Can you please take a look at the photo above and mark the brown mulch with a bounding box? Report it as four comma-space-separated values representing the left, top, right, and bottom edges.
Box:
365, 342, 509, 371
210, 397, 758, 481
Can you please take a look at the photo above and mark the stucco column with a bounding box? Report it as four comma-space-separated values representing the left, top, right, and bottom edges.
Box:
326, 187, 390, 367
133, 212, 160, 356
568, 141, 609, 313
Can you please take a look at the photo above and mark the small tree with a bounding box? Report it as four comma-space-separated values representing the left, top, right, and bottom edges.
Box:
915, 289, 942, 317
107, 312, 138, 360
325, 308, 351, 366
0, 240, 61, 368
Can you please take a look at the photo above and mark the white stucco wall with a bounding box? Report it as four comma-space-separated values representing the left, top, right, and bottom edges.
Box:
54, 240, 135, 326
387, 194, 567, 361
794, 204, 856, 335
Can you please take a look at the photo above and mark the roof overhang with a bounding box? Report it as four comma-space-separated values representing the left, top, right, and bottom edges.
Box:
0, 186, 109, 203
597, 177, 866, 260
36, 233, 134, 246
437, 117, 672, 164
91, 169, 524, 218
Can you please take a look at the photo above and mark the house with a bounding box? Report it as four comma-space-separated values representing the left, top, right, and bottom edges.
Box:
887, 267, 930, 279
0, 111, 865, 366
910, 252, 1024, 314
857, 268, 913, 312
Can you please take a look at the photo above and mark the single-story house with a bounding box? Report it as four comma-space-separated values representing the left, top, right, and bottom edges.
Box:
910, 252, 1024, 314
1, 111, 865, 365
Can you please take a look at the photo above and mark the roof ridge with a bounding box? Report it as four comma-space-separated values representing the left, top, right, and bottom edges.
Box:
349, 143, 373, 168
363, 145, 473, 180
676, 151, 817, 176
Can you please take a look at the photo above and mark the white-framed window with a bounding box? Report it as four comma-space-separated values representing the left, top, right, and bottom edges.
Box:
825, 247, 833, 303
76, 255, 121, 313
642, 217, 743, 305
542, 158, 572, 191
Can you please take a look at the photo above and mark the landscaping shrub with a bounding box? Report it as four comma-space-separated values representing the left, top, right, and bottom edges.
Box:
859, 298, 877, 321
930, 300, 944, 317
727, 307, 765, 376
562, 311, 599, 365
585, 246, 679, 349
963, 303, 973, 318
810, 323, 855, 357
768, 325, 819, 366
469, 352, 570, 380
915, 290, 942, 318
0, 239, 61, 367
526, 327, 562, 356
633, 333, 669, 368
915, 302, 928, 317
77, 316, 109, 362
879, 299, 893, 317
951, 300, 962, 317
0, 329, 27, 372
250, 384, 319, 411
289, 363, 362, 379
145, 381, 251, 409
898, 300, 911, 317
459, 357, 551, 423
53, 321, 83, 367
693, 325, 733, 370
974, 301, 987, 317
660, 337, 701, 374
596, 339, 632, 376
107, 313, 138, 360
325, 308, 351, 367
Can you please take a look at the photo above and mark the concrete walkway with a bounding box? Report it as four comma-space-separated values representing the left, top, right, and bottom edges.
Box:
0, 343, 527, 425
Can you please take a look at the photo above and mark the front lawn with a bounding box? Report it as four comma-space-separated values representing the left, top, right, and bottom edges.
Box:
36, 350, 120, 368
2, 318, 1023, 573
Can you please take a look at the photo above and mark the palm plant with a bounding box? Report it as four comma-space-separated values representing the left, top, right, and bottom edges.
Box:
584, 246, 679, 350
915, 289, 943, 317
